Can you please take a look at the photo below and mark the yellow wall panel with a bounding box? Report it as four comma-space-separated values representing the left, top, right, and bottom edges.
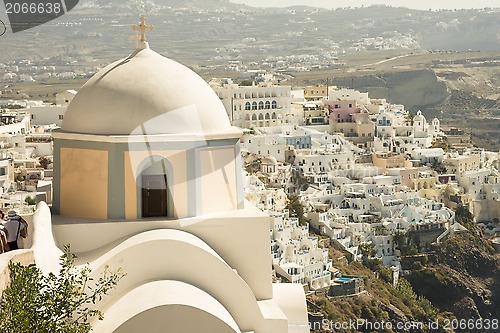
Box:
60, 148, 108, 219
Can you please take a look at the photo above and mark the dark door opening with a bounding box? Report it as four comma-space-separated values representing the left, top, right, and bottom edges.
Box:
142, 175, 168, 217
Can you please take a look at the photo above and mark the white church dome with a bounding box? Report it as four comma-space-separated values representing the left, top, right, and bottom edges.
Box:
62, 45, 232, 135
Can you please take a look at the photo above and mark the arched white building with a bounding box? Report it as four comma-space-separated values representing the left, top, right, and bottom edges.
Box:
31, 25, 309, 333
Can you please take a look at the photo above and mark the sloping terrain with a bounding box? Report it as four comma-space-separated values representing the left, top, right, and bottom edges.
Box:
407, 234, 500, 322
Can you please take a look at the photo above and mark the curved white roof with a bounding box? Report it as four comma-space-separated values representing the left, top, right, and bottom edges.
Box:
62, 44, 232, 136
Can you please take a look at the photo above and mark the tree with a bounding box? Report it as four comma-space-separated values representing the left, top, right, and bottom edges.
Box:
25, 196, 36, 206
431, 160, 447, 174
455, 205, 472, 221
454, 205, 486, 241
0, 245, 124, 333
286, 194, 306, 225
38, 156, 52, 169
239, 80, 253, 86
431, 138, 452, 152
405, 112, 414, 126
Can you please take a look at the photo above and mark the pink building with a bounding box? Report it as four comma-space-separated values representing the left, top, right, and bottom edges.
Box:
325, 100, 366, 124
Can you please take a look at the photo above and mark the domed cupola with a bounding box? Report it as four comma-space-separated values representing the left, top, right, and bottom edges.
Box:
52, 17, 243, 220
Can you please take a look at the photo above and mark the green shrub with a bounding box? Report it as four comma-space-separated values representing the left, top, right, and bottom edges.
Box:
24, 196, 36, 206
0, 245, 124, 333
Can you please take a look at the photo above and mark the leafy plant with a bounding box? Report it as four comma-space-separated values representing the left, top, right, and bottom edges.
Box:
38, 156, 52, 169
286, 194, 306, 225
24, 196, 36, 206
0, 245, 125, 333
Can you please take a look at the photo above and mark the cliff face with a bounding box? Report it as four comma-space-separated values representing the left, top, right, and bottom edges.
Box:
309, 236, 499, 333
331, 70, 449, 111
407, 234, 500, 321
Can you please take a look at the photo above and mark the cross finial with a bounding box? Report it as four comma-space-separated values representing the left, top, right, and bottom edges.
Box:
132, 15, 154, 42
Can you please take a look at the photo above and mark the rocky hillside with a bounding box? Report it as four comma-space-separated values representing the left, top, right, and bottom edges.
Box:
331, 70, 449, 111
309, 244, 447, 333
309, 230, 499, 333
407, 234, 500, 322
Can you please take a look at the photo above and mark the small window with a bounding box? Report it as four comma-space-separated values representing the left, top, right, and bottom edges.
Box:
59, 115, 64, 120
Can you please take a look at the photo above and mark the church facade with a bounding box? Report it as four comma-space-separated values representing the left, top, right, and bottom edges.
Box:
31, 17, 309, 333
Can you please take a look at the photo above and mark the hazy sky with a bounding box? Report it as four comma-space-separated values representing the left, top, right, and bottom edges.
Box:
229, 0, 499, 10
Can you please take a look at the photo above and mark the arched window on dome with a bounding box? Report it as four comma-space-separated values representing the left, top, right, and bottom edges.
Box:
252, 114, 257, 121
258, 113, 264, 120
137, 157, 173, 218
265, 101, 271, 109
272, 112, 277, 119
252, 102, 257, 110
265, 113, 270, 120
258, 101, 264, 110
245, 102, 251, 110
272, 100, 277, 109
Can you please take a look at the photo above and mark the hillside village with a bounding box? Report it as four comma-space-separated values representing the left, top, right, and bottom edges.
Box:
1, 79, 499, 303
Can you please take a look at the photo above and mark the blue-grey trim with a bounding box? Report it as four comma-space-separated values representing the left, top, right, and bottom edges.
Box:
234, 143, 245, 209
107, 145, 126, 219
52, 139, 62, 214
54, 137, 239, 152
205, 138, 240, 147
54, 138, 113, 151
187, 148, 202, 217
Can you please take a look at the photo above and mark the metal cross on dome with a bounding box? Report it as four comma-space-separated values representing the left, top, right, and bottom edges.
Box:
132, 15, 154, 42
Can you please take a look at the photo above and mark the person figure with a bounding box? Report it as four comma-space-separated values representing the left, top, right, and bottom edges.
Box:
2, 210, 28, 251
0, 224, 9, 253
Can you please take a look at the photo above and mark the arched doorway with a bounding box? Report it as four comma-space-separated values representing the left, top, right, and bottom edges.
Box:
142, 174, 167, 217
138, 157, 172, 218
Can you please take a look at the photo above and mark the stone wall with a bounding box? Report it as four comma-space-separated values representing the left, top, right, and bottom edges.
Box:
0, 250, 35, 296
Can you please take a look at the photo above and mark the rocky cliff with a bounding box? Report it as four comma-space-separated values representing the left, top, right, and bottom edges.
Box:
407, 234, 500, 323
